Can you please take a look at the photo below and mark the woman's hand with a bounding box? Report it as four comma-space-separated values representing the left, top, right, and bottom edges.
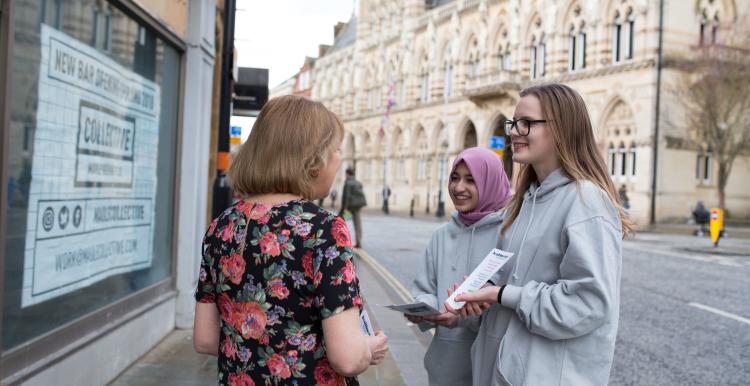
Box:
444, 283, 496, 318
404, 314, 423, 324
366, 330, 389, 365
421, 311, 459, 328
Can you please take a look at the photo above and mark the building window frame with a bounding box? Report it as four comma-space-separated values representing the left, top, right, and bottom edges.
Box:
696, 151, 713, 185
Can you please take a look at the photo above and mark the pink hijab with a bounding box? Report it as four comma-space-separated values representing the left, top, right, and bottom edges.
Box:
451, 147, 512, 227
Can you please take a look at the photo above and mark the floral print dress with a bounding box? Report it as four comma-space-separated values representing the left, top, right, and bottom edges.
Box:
196, 199, 361, 386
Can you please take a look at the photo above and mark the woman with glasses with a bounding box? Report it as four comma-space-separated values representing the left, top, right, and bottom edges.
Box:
447, 83, 633, 386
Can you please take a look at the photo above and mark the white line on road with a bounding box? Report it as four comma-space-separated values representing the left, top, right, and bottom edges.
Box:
688, 302, 750, 325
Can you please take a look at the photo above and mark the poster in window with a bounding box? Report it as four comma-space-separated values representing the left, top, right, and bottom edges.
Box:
21, 25, 161, 307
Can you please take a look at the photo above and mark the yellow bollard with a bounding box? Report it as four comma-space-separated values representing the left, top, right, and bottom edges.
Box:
709, 208, 723, 247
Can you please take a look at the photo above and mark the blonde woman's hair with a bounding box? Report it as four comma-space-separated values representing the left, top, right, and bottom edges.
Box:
502, 83, 635, 237
228, 95, 344, 200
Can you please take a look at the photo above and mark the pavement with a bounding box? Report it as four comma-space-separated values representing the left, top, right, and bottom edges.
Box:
110, 210, 750, 386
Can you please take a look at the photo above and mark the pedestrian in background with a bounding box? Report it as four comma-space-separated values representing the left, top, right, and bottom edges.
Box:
340, 167, 366, 248
619, 184, 630, 210
693, 200, 710, 236
409, 147, 511, 386
330, 188, 338, 208
452, 83, 633, 386
382, 185, 391, 214
193, 95, 388, 385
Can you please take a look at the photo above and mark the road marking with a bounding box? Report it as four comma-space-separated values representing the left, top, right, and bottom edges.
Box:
623, 244, 745, 268
355, 248, 438, 336
355, 247, 412, 303
688, 302, 750, 325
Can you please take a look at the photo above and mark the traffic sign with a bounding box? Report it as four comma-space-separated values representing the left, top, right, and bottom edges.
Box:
490, 136, 505, 150
230, 126, 242, 137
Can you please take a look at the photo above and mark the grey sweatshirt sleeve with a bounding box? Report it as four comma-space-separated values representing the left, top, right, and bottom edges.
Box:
411, 233, 440, 310
501, 216, 621, 340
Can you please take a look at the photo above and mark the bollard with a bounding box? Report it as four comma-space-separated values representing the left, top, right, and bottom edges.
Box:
410, 198, 415, 217
709, 208, 724, 247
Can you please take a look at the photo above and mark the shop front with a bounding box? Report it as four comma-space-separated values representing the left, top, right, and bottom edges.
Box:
0, 1, 216, 384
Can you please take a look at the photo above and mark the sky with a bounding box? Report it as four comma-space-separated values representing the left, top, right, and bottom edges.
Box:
234, 0, 355, 89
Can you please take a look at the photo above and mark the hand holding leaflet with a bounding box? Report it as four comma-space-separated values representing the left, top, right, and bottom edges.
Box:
445, 248, 513, 310
382, 301, 441, 316
360, 309, 375, 335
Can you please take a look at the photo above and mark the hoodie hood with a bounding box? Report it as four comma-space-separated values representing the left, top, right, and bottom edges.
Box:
449, 209, 505, 232
524, 168, 574, 202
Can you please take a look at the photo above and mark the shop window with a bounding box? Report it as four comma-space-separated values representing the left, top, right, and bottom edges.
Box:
3, 0, 179, 350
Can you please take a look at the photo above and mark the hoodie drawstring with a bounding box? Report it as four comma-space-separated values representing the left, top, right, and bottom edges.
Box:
512, 187, 540, 281
452, 224, 477, 271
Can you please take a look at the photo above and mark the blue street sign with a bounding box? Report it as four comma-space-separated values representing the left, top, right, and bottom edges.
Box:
490, 135, 505, 150
230, 126, 242, 137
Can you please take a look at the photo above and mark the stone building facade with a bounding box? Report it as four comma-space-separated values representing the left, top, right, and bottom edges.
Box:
311, 0, 749, 225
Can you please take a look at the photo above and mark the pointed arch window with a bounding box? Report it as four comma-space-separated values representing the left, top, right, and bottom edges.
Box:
529, 35, 545, 79
613, 9, 635, 62
443, 62, 453, 98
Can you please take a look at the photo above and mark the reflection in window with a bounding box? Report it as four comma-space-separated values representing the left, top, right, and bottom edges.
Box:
92, 6, 112, 51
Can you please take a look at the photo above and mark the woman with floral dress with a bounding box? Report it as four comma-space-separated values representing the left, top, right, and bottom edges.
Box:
193, 95, 389, 386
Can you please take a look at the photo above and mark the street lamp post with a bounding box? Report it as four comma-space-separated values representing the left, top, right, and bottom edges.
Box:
436, 140, 449, 218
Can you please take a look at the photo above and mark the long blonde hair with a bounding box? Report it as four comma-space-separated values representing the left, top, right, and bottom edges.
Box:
502, 83, 635, 237
228, 95, 344, 200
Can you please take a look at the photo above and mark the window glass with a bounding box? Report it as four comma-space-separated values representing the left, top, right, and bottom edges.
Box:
3, 0, 179, 350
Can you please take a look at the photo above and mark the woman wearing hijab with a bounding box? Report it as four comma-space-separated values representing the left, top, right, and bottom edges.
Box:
408, 147, 512, 386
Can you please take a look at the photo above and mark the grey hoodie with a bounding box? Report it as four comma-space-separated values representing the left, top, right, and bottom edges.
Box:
411, 211, 504, 386
472, 169, 622, 386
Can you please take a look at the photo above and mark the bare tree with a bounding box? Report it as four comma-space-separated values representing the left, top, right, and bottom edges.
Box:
675, 14, 750, 214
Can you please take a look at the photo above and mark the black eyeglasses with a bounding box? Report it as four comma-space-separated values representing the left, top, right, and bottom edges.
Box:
503, 119, 547, 136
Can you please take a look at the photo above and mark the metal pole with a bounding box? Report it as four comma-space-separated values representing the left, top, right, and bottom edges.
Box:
650, 0, 665, 225
212, 0, 236, 218
436, 152, 446, 218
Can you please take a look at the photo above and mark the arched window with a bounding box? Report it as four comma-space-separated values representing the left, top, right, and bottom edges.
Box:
528, 16, 546, 79
496, 27, 512, 71
443, 45, 453, 99
463, 122, 478, 149
420, 56, 430, 103
568, 24, 587, 71
529, 35, 546, 79
699, 7, 722, 46
467, 38, 481, 79
629, 142, 637, 176
567, 6, 587, 71
612, 7, 635, 63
